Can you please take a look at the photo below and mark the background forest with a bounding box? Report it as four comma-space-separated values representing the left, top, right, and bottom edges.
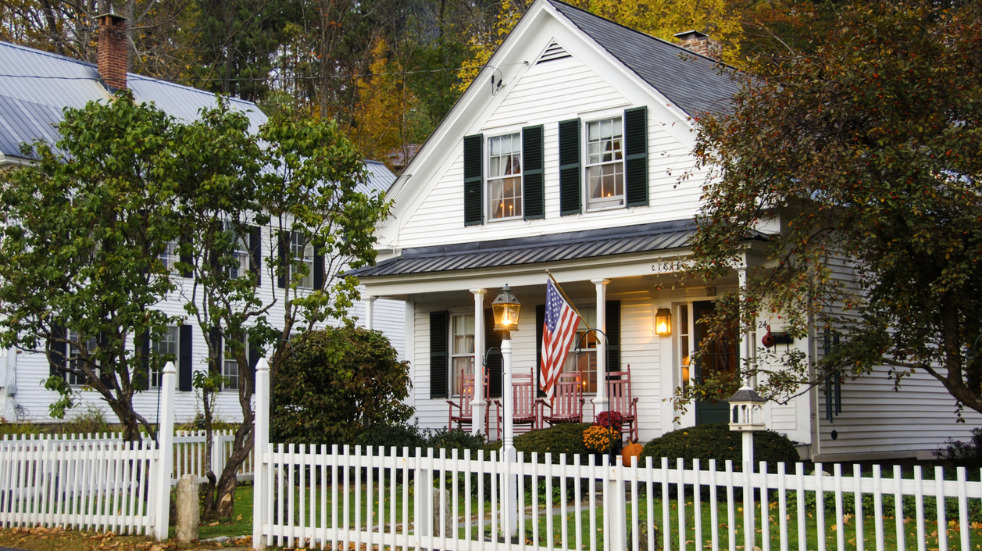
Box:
0, 0, 843, 171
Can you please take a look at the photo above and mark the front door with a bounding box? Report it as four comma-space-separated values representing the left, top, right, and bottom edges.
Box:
692, 301, 739, 425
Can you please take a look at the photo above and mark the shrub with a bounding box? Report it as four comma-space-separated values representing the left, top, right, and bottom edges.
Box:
424, 428, 485, 455
354, 422, 426, 455
271, 327, 413, 446
935, 427, 982, 473
640, 423, 799, 472
513, 423, 593, 463
63, 406, 111, 435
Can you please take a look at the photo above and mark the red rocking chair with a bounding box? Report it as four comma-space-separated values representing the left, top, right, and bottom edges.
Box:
601, 364, 639, 442
494, 368, 539, 436
447, 369, 489, 434
538, 372, 584, 427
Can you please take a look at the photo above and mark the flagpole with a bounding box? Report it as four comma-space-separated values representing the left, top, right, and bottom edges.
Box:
545, 271, 593, 332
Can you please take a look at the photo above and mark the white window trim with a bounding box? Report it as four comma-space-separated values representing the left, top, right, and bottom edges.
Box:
150, 326, 179, 389
584, 116, 625, 212
66, 330, 98, 387
290, 232, 314, 289
449, 312, 476, 397
222, 334, 245, 391
486, 132, 524, 222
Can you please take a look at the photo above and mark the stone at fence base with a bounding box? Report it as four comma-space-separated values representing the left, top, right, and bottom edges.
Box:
433, 488, 453, 538
175, 474, 200, 543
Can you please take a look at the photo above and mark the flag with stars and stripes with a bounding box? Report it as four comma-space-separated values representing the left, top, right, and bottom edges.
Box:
540, 278, 580, 401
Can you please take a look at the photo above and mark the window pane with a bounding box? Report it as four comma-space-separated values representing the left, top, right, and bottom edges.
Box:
585, 118, 624, 210
488, 134, 522, 220
450, 314, 475, 395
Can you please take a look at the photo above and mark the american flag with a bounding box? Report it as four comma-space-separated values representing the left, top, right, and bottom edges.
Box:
540, 278, 580, 401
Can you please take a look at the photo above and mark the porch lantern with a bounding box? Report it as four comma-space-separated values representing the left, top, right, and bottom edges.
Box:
655, 307, 672, 336
492, 284, 521, 333
492, 284, 521, 536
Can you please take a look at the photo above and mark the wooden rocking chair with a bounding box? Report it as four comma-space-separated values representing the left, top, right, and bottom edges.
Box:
538, 372, 584, 427
494, 368, 539, 436
447, 369, 489, 434
602, 364, 639, 442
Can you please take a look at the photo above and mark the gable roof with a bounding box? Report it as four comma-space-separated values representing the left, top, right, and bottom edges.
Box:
0, 41, 266, 162
545, 0, 739, 118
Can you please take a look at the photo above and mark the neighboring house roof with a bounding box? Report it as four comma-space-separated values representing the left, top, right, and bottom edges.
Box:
363, 160, 397, 195
0, 40, 265, 162
353, 220, 767, 278
545, 0, 739, 117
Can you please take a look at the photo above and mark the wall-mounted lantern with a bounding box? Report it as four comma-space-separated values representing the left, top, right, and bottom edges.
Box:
655, 307, 672, 336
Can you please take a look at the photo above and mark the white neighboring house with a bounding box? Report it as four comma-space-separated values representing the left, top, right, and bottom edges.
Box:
0, 18, 405, 426
351, 0, 980, 462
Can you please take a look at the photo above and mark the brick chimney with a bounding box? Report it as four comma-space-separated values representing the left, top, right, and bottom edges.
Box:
674, 30, 722, 62
97, 14, 128, 90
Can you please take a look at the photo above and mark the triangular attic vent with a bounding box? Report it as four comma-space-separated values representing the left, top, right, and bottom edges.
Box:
536, 41, 571, 64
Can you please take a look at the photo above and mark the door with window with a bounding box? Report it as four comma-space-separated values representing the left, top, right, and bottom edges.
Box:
691, 301, 739, 425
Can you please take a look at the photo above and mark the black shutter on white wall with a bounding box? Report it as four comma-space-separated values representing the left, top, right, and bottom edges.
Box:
276, 231, 289, 288
463, 134, 484, 226
558, 119, 582, 215
605, 301, 621, 372
49, 324, 66, 379
484, 309, 502, 398
313, 249, 325, 289
429, 311, 450, 399
135, 332, 150, 391
624, 107, 649, 207
179, 324, 193, 391
535, 304, 546, 397
249, 225, 262, 287
522, 125, 544, 220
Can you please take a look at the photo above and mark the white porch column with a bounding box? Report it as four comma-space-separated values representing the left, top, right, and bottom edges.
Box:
365, 295, 377, 330
470, 288, 487, 436
592, 278, 610, 413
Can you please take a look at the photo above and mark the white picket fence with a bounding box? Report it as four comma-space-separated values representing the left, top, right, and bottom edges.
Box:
250, 362, 982, 551
0, 364, 182, 538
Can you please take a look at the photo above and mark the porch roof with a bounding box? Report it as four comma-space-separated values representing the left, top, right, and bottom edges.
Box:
354, 219, 751, 279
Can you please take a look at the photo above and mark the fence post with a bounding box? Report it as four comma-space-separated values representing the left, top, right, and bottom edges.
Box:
606, 458, 626, 551
153, 361, 176, 540
211, 431, 227, 480
252, 358, 270, 550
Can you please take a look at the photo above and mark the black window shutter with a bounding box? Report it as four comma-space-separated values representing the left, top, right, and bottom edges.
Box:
179, 235, 193, 279
210, 327, 223, 377
624, 107, 649, 207
313, 249, 325, 289
535, 304, 546, 397
429, 311, 449, 399
463, 134, 484, 226
484, 309, 503, 398
522, 125, 544, 220
558, 119, 582, 215
97, 333, 113, 387
179, 324, 193, 391
250, 225, 262, 287
135, 331, 150, 391
49, 324, 66, 379
248, 333, 260, 392
605, 300, 621, 372
276, 231, 289, 288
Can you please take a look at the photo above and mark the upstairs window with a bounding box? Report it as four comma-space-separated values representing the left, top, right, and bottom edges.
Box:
290, 232, 314, 289
585, 117, 624, 210
488, 134, 522, 220
151, 326, 179, 389
160, 240, 180, 273
66, 330, 98, 386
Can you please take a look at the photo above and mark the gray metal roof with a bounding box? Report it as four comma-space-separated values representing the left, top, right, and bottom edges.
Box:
0, 41, 265, 160
546, 0, 740, 117
352, 220, 700, 278
363, 160, 396, 195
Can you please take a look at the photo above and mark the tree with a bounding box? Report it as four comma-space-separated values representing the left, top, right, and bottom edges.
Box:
271, 327, 412, 446
683, 0, 982, 416
178, 104, 389, 518
0, 92, 183, 441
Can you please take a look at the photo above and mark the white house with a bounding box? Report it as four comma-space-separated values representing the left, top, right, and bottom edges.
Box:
352, 0, 979, 462
0, 18, 405, 426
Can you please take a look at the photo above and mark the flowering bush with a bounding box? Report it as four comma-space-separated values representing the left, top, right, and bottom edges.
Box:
583, 424, 619, 454
594, 411, 624, 432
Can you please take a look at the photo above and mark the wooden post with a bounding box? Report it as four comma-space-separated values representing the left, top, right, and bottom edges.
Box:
252, 358, 270, 549
153, 361, 176, 540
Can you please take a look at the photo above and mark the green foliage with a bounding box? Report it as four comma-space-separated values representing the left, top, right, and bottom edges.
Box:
936, 427, 982, 473
271, 327, 412, 446
354, 422, 427, 454
640, 424, 799, 472
63, 406, 112, 435
513, 423, 593, 464
686, 0, 982, 416
424, 428, 486, 455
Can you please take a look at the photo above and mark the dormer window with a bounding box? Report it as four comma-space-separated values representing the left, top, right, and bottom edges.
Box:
488, 133, 523, 220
